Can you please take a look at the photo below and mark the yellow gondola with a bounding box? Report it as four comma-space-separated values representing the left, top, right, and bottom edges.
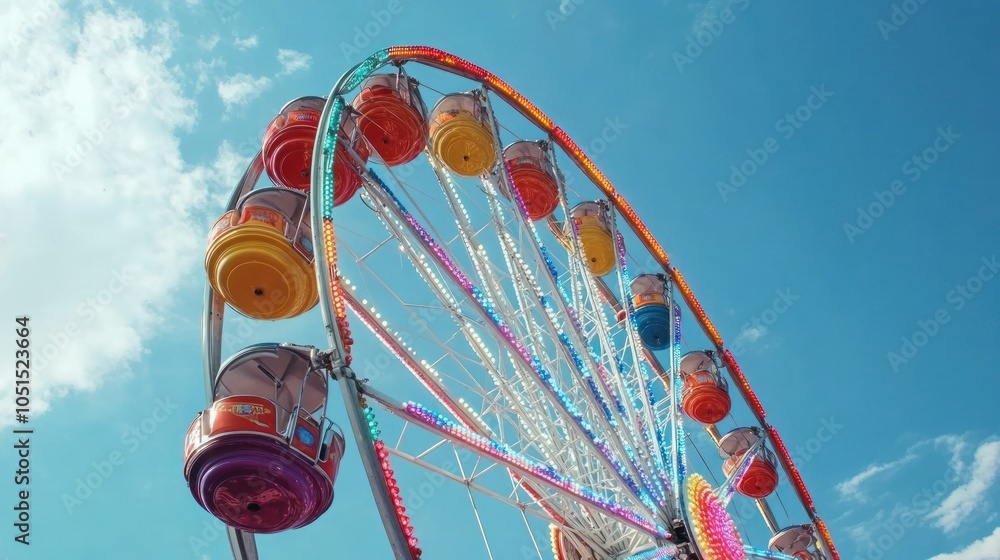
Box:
205, 188, 317, 320
564, 201, 616, 276
428, 92, 496, 176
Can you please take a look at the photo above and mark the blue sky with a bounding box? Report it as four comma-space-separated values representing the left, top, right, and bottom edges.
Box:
1, 1, 998, 559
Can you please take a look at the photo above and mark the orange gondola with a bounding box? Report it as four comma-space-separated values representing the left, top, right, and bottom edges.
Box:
678, 351, 732, 425
719, 427, 780, 499
262, 97, 370, 204
352, 73, 427, 167
501, 140, 562, 220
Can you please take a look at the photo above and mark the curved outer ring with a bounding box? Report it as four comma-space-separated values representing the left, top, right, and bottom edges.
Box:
309, 46, 839, 560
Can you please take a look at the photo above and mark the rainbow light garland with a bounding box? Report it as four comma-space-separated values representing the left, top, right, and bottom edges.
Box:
364, 169, 656, 511
624, 544, 680, 560
686, 473, 745, 560
614, 229, 672, 500
315, 45, 839, 558
549, 526, 563, 560
402, 401, 668, 538
342, 283, 477, 429
489, 154, 643, 468
491, 157, 621, 435
766, 426, 815, 512
363, 399, 423, 559
357, 178, 574, 528
317, 97, 355, 364
722, 350, 766, 421
544, 217, 662, 506
673, 286, 687, 486
744, 546, 797, 559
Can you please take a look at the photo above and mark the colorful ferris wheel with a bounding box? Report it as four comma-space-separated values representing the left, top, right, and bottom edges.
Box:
183, 46, 841, 560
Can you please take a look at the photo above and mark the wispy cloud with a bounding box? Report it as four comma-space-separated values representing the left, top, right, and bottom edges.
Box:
0, 1, 238, 427
197, 34, 219, 50
217, 72, 271, 109
192, 57, 224, 93
735, 324, 767, 344
928, 526, 1000, 560
837, 453, 918, 502
233, 34, 257, 50
928, 439, 1000, 533
277, 48, 311, 76
836, 435, 966, 502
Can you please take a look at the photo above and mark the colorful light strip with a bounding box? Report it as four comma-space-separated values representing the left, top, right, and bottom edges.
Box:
614, 229, 672, 500
402, 401, 669, 538
814, 516, 841, 560
364, 170, 655, 511
360, 179, 574, 528
721, 350, 766, 421
342, 282, 475, 429
483, 168, 640, 490
489, 159, 620, 434
766, 426, 814, 512
744, 546, 797, 560
363, 399, 423, 559
385, 46, 674, 278
686, 473, 746, 560
623, 544, 680, 560
718, 440, 760, 507
673, 291, 687, 486
317, 45, 838, 556
670, 267, 723, 348
317, 97, 354, 362
550, 526, 564, 560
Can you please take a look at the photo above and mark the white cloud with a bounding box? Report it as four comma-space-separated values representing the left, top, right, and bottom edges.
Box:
196, 34, 219, 50
0, 1, 236, 427
928, 440, 1000, 533
192, 57, 224, 93
735, 323, 767, 345
217, 72, 271, 109
836, 434, 964, 502
937, 434, 970, 477
233, 34, 257, 50
277, 48, 311, 75
837, 453, 918, 502
207, 140, 255, 208
928, 527, 1000, 560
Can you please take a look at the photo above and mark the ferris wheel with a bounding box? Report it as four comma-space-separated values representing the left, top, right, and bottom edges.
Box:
183, 46, 841, 560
